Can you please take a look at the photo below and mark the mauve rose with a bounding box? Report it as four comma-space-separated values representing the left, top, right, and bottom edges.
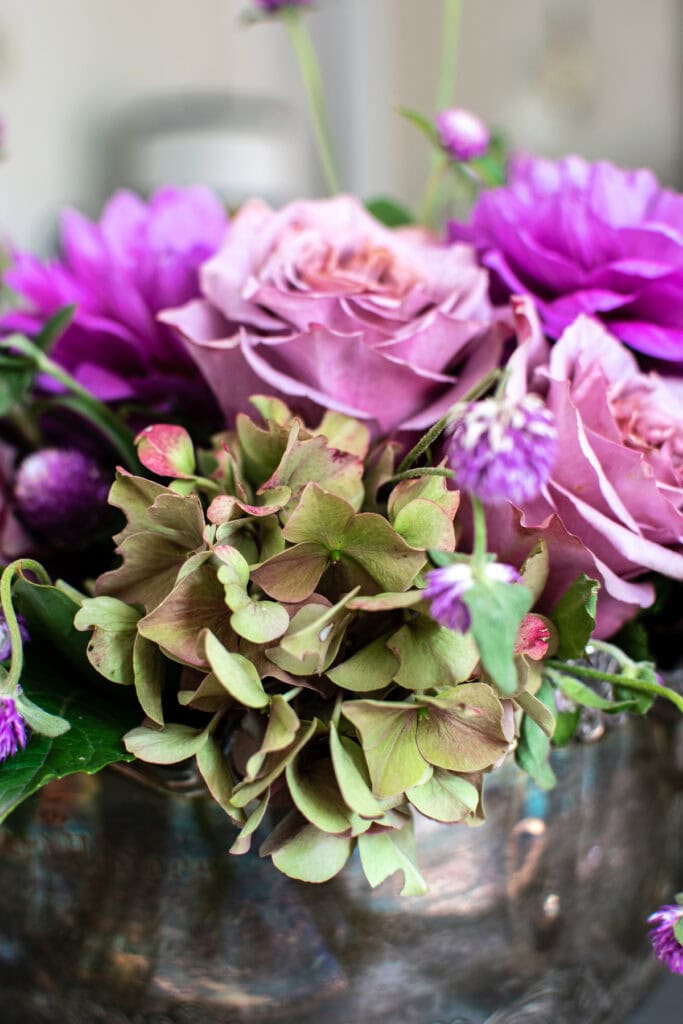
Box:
485, 302, 683, 637
449, 155, 683, 362
161, 196, 508, 437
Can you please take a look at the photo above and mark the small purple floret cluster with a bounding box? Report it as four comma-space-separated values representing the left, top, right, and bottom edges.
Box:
14, 449, 110, 549
445, 395, 557, 506
0, 692, 27, 763
424, 562, 521, 633
648, 903, 683, 974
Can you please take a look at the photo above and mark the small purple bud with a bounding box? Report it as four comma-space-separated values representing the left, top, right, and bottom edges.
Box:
436, 108, 489, 162
424, 561, 521, 633
253, 0, 314, 11
14, 449, 110, 549
0, 612, 30, 662
648, 902, 683, 975
446, 394, 557, 506
0, 691, 27, 763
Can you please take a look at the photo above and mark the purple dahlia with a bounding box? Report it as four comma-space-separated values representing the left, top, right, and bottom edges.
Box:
2, 186, 228, 420
449, 154, 683, 362
648, 902, 683, 974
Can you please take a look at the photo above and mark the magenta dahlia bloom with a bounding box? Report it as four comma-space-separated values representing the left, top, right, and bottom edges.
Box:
0, 692, 27, 763
2, 186, 228, 419
436, 109, 489, 162
449, 155, 683, 362
648, 902, 683, 974
424, 561, 521, 633
446, 394, 556, 505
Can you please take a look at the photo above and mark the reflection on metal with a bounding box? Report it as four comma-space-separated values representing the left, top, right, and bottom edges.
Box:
0, 720, 680, 1024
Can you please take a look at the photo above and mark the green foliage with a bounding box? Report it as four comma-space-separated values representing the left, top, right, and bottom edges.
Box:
365, 196, 414, 228
515, 679, 557, 790
551, 574, 599, 659
463, 580, 533, 695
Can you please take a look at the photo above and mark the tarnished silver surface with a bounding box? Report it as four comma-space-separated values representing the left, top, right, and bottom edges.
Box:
0, 718, 680, 1024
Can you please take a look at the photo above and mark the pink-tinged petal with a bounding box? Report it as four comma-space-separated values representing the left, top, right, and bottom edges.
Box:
506, 295, 551, 400
514, 614, 551, 660
136, 424, 196, 479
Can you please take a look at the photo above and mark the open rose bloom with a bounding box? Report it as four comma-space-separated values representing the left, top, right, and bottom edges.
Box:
162, 196, 509, 436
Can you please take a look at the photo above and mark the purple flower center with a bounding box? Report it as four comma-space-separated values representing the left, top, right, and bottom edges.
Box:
424, 561, 521, 633
0, 693, 27, 763
446, 394, 556, 505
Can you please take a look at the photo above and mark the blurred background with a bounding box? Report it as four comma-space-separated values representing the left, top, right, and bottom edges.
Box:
2, 0, 683, 251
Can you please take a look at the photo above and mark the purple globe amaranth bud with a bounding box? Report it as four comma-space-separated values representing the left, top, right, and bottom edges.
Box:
0, 692, 27, 763
424, 561, 521, 633
254, 0, 314, 11
446, 394, 557, 505
0, 611, 30, 662
14, 449, 111, 549
436, 108, 489, 162
648, 902, 683, 975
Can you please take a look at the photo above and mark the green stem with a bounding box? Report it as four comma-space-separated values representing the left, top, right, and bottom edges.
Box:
384, 467, 454, 488
397, 368, 500, 474
0, 336, 140, 471
283, 8, 341, 195
470, 495, 488, 573
0, 559, 52, 694
436, 0, 463, 114
546, 659, 683, 716
418, 155, 448, 228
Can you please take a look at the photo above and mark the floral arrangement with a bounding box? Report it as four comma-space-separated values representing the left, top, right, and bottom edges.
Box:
1, 0, 682, 971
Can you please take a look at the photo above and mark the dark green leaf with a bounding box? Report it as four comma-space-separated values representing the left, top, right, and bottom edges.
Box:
552, 709, 580, 747
551, 575, 599, 659
365, 196, 414, 227
0, 646, 138, 822
515, 678, 557, 789
33, 305, 76, 352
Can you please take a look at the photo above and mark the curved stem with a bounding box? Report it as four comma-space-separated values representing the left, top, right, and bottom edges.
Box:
0, 336, 140, 471
545, 659, 683, 715
283, 8, 341, 194
0, 559, 52, 694
470, 495, 488, 574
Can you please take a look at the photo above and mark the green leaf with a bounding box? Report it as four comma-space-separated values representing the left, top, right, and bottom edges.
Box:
196, 736, 244, 824
13, 577, 93, 677
286, 755, 351, 834
551, 575, 600, 659
230, 791, 270, 855
314, 410, 371, 458
259, 427, 364, 514
515, 689, 556, 738
202, 630, 269, 709
327, 635, 400, 693
674, 917, 683, 946
0, 647, 138, 823
365, 196, 414, 228
397, 106, 441, 149
552, 709, 580, 746
268, 813, 353, 884
275, 592, 356, 675
519, 541, 549, 603
407, 768, 480, 823
329, 723, 384, 818
124, 722, 210, 764
246, 695, 300, 777
74, 596, 140, 685
132, 634, 164, 725
463, 580, 533, 695
341, 700, 431, 798
251, 543, 330, 603
0, 350, 33, 414
388, 614, 478, 690
230, 719, 319, 807
230, 600, 290, 645
33, 304, 76, 352
392, 499, 455, 551
416, 683, 509, 772
515, 678, 557, 790
357, 816, 427, 896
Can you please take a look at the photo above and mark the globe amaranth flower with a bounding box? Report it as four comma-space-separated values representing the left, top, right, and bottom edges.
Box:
482, 304, 683, 638
436, 109, 489, 162
0, 612, 30, 662
424, 561, 521, 633
254, 0, 314, 9
445, 394, 556, 504
14, 449, 111, 550
0, 692, 27, 763
161, 195, 509, 438
449, 154, 683, 362
2, 186, 228, 421
648, 902, 683, 974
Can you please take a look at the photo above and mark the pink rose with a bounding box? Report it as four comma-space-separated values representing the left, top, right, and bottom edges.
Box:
487, 303, 683, 637
161, 196, 508, 436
